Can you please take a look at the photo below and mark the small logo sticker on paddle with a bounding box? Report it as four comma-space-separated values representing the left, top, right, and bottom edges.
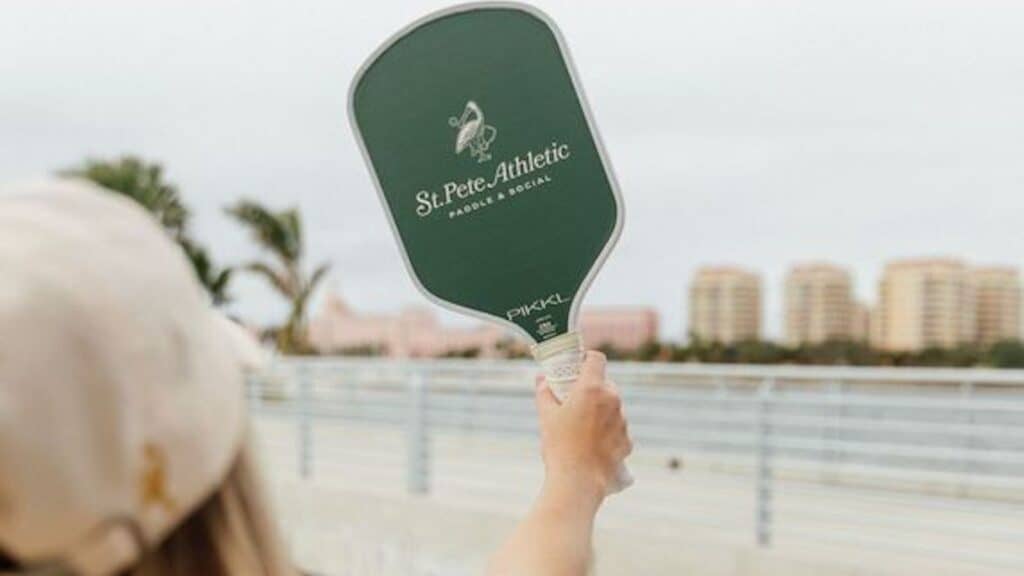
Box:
449, 100, 497, 163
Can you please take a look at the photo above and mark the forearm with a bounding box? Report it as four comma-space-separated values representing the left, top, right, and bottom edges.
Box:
490, 355, 627, 576
486, 477, 602, 576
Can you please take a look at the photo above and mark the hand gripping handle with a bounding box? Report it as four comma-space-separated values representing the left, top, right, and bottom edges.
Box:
531, 332, 634, 494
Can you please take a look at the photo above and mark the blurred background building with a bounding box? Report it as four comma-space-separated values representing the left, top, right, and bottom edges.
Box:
874, 259, 976, 351
851, 302, 873, 343
579, 307, 659, 351
309, 292, 505, 357
309, 292, 660, 357
783, 263, 857, 346
973, 266, 1021, 347
687, 266, 762, 344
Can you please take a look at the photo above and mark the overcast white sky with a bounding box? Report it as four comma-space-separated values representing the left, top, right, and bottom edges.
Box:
3, 0, 1022, 340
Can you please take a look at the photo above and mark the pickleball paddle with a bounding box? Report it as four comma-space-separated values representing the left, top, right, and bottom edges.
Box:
349, 2, 632, 492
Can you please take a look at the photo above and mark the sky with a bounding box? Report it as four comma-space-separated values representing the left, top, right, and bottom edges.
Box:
2, 0, 1022, 341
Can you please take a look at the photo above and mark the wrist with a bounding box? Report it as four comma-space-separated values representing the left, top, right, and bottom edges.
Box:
541, 469, 605, 516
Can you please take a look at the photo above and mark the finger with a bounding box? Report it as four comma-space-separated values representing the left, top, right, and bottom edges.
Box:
578, 351, 607, 387
622, 437, 634, 458
534, 375, 561, 420
606, 379, 622, 409
614, 424, 634, 457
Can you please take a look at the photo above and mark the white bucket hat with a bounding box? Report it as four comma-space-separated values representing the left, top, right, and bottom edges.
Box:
0, 179, 258, 575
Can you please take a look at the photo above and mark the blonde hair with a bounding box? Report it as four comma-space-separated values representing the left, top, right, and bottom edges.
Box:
129, 440, 296, 576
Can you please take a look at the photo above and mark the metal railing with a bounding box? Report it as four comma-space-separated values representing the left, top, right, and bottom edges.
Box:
249, 358, 1024, 573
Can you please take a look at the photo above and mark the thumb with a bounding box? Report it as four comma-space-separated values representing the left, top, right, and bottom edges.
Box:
534, 375, 560, 420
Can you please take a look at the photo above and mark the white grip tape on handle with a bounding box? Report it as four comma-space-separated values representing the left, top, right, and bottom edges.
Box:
531, 332, 634, 494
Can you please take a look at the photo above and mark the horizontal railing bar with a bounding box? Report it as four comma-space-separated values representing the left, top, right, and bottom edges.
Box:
267, 357, 1024, 385
250, 387, 1024, 421
774, 462, 1024, 492
775, 503, 1024, 542
766, 436, 1024, 466
252, 409, 1024, 473
776, 524, 1024, 570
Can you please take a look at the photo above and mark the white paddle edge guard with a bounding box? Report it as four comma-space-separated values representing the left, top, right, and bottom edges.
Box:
531, 332, 634, 494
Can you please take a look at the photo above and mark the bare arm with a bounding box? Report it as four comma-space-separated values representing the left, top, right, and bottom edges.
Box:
487, 352, 631, 576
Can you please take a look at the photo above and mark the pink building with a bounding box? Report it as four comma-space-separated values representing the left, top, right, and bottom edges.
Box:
308, 292, 505, 357
309, 292, 660, 357
579, 308, 659, 352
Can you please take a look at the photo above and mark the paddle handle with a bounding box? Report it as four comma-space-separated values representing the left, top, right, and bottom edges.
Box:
531, 332, 634, 494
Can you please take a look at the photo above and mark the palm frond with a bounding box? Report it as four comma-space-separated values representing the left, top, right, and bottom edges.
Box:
244, 261, 295, 298
296, 261, 332, 310
281, 209, 303, 261
226, 200, 300, 265
180, 237, 234, 305
209, 269, 233, 306
306, 262, 332, 294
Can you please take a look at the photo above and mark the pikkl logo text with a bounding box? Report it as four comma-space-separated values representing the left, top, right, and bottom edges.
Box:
506, 292, 570, 321
415, 141, 571, 218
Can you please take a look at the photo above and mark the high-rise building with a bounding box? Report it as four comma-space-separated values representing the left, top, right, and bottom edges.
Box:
850, 301, 872, 343
688, 267, 761, 344
972, 267, 1021, 346
784, 263, 855, 345
875, 258, 976, 351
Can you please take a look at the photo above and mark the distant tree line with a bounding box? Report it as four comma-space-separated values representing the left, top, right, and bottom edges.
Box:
338, 337, 1024, 368
596, 337, 1024, 368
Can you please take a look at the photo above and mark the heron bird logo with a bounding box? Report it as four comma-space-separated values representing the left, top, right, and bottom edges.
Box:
449, 100, 497, 163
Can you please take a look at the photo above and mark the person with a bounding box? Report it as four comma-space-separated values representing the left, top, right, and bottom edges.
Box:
0, 179, 631, 576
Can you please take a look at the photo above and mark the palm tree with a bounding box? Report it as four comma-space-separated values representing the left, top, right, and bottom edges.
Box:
64, 156, 233, 305
226, 200, 330, 354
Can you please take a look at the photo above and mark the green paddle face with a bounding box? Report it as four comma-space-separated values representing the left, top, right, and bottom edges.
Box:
350, 3, 623, 344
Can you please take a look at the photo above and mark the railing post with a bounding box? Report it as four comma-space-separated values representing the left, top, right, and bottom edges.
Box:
297, 364, 313, 479
825, 380, 844, 473
406, 370, 430, 495
958, 380, 975, 496
756, 378, 775, 547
